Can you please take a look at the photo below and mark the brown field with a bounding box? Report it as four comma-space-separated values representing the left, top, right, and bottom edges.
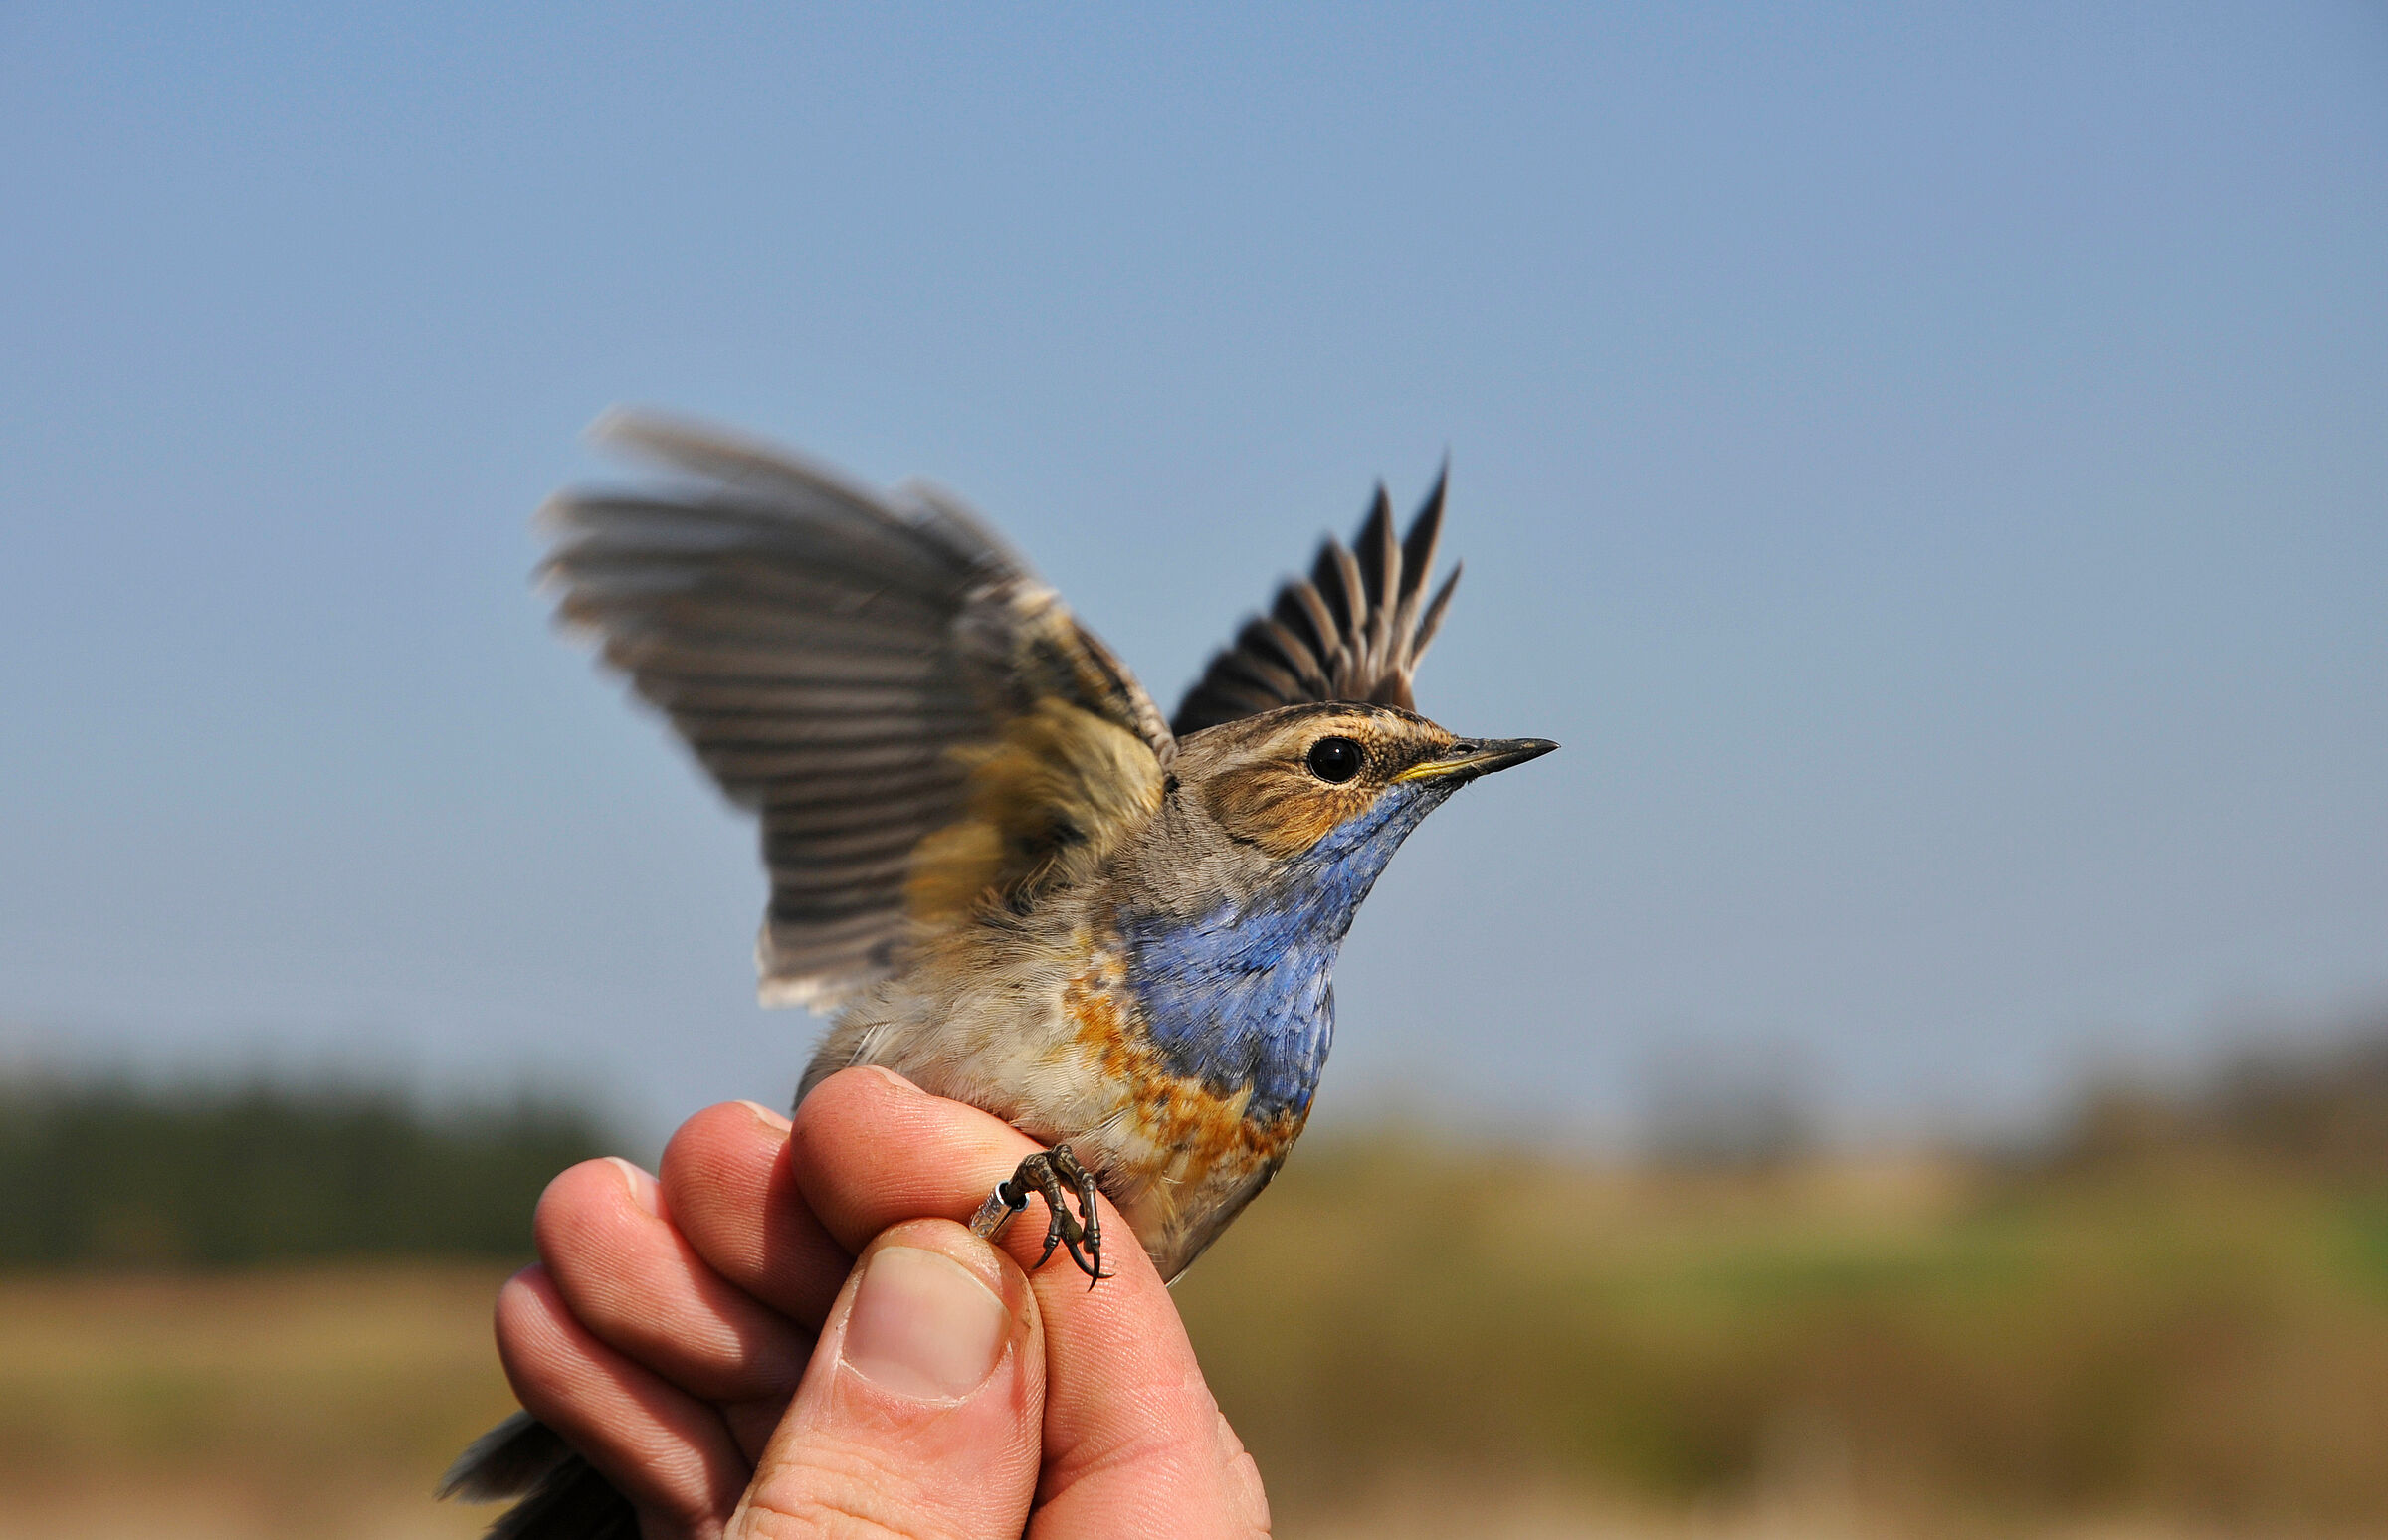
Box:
0, 1263, 510, 1539
4, 1136, 2386, 1538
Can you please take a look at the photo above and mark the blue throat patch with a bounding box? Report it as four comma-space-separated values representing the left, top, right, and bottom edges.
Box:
1119, 783, 1451, 1119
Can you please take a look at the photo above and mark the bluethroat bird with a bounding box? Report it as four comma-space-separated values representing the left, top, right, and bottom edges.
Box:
443, 411, 1554, 1535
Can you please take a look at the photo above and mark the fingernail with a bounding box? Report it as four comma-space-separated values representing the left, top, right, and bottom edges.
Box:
605, 1157, 660, 1217
840, 1246, 1008, 1402
858, 1064, 920, 1096
738, 1098, 792, 1133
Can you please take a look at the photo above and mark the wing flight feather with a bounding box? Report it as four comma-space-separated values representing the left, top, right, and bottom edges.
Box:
541, 411, 1173, 1010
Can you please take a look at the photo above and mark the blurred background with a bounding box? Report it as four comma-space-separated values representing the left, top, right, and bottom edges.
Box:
2, 4, 2383, 1536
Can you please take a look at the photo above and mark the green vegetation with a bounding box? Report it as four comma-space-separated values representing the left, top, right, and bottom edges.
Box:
0, 1075, 614, 1265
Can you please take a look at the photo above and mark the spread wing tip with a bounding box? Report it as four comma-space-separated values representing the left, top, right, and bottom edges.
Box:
1172, 468, 1463, 736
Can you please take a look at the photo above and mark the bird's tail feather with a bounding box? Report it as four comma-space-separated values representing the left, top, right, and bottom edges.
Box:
438, 1412, 638, 1540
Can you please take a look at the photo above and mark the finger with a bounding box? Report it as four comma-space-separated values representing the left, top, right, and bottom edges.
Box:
729, 1219, 1044, 1540
787, 1069, 1037, 1244
660, 1099, 855, 1328
535, 1156, 816, 1407
495, 1262, 751, 1540
788, 1068, 1272, 1537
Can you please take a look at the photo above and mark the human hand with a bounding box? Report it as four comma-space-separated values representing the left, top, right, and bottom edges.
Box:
493, 1066, 1272, 1538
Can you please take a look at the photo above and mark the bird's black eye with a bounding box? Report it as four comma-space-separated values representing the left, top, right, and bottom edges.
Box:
1306, 735, 1364, 784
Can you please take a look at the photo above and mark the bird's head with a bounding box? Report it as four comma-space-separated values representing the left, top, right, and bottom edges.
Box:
1141, 701, 1556, 919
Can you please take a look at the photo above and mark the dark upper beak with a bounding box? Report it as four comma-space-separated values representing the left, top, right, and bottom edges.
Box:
1394, 736, 1560, 785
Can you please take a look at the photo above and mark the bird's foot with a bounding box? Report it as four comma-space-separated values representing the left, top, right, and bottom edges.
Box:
967, 1143, 1106, 1286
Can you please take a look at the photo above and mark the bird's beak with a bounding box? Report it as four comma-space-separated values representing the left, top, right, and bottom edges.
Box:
1393, 736, 1560, 785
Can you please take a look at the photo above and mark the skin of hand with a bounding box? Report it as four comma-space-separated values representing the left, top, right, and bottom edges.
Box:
494, 1065, 1273, 1540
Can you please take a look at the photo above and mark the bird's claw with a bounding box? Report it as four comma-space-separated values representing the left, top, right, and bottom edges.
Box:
983, 1144, 1106, 1285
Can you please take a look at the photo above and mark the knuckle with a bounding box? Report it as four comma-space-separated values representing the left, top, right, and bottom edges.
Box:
734, 1437, 947, 1540
738, 1493, 912, 1540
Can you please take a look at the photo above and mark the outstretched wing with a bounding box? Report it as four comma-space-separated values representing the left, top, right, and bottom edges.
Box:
1171, 470, 1462, 737
542, 411, 1174, 1010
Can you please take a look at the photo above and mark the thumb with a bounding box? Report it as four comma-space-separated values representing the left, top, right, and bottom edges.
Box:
727, 1218, 1045, 1540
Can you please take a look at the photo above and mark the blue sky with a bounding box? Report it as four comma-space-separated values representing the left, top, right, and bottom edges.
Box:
3, 4, 2383, 1142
